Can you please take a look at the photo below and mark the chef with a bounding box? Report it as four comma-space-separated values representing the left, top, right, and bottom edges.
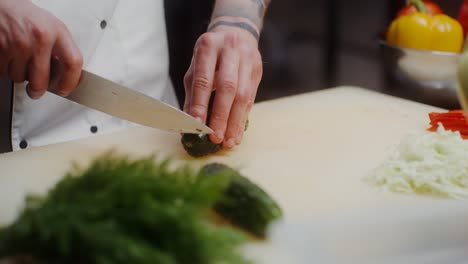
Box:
0, 0, 270, 152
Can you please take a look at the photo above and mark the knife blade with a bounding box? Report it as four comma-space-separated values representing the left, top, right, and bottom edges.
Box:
48, 63, 213, 134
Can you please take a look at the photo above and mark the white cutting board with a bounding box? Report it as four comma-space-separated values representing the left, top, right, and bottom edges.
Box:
0, 86, 457, 226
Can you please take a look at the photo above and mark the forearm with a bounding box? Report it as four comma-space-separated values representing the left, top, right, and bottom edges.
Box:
209, 0, 272, 38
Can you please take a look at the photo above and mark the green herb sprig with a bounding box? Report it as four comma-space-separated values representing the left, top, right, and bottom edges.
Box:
0, 154, 250, 264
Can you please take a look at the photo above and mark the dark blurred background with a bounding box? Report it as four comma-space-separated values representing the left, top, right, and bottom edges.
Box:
164, 0, 464, 108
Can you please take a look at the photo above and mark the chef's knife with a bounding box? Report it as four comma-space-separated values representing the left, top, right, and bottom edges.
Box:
47, 61, 213, 134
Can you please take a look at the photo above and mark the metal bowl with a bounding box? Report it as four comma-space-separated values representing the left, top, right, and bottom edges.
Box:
378, 39, 461, 109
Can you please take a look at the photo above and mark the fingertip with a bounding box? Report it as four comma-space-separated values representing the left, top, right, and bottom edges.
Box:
223, 138, 236, 149
26, 84, 45, 100
54, 79, 73, 97
209, 129, 224, 144
55, 89, 71, 97
209, 134, 221, 144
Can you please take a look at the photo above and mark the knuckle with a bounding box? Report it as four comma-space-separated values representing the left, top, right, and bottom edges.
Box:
31, 25, 53, 47
224, 32, 240, 47
236, 92, 252, 106
64, 54, 83, 70
55, 19, 68, 32
210, 110, 229, 123
189, 103, 208, 118
197, 33, 215, 49
14, 36, 30, 53
219, 80, 237, 94
192, 76, 212, 92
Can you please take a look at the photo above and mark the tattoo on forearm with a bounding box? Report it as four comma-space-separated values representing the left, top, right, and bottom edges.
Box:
208, 21, 260, 40
250, 0, 266, 17
212, 0, 272, 29
212, 7, 261, 28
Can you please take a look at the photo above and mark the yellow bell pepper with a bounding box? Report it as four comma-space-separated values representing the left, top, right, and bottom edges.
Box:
386, 0, 464, 53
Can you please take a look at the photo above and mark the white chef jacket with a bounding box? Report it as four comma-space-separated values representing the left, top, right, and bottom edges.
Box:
11, 0, 178, 151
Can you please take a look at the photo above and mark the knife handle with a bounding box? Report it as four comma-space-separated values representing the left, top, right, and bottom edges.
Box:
47, 58, 63, 95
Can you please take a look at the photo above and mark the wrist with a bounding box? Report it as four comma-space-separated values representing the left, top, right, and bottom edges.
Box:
208, 16, 260, 41
209, 16, 260, 32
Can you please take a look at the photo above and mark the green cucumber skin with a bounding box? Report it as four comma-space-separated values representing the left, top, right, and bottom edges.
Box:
181, 134, 222, 158
199, 163, 283, 238
181, 120, 249, 158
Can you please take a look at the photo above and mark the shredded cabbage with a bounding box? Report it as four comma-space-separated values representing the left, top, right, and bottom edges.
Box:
367, 124, 468, 199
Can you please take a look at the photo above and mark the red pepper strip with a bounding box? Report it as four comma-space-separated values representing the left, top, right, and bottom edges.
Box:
430, 118, 467, 123
430, 116, 467, 122
429, 115, 466, 121
429, 110, 466, 118
430, 117, 466, 122
430, 123, 467, 128
427, 110, 468, 138
429, 111, 466, 119
430, 119, 466, 124
429, 110, 465, 115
